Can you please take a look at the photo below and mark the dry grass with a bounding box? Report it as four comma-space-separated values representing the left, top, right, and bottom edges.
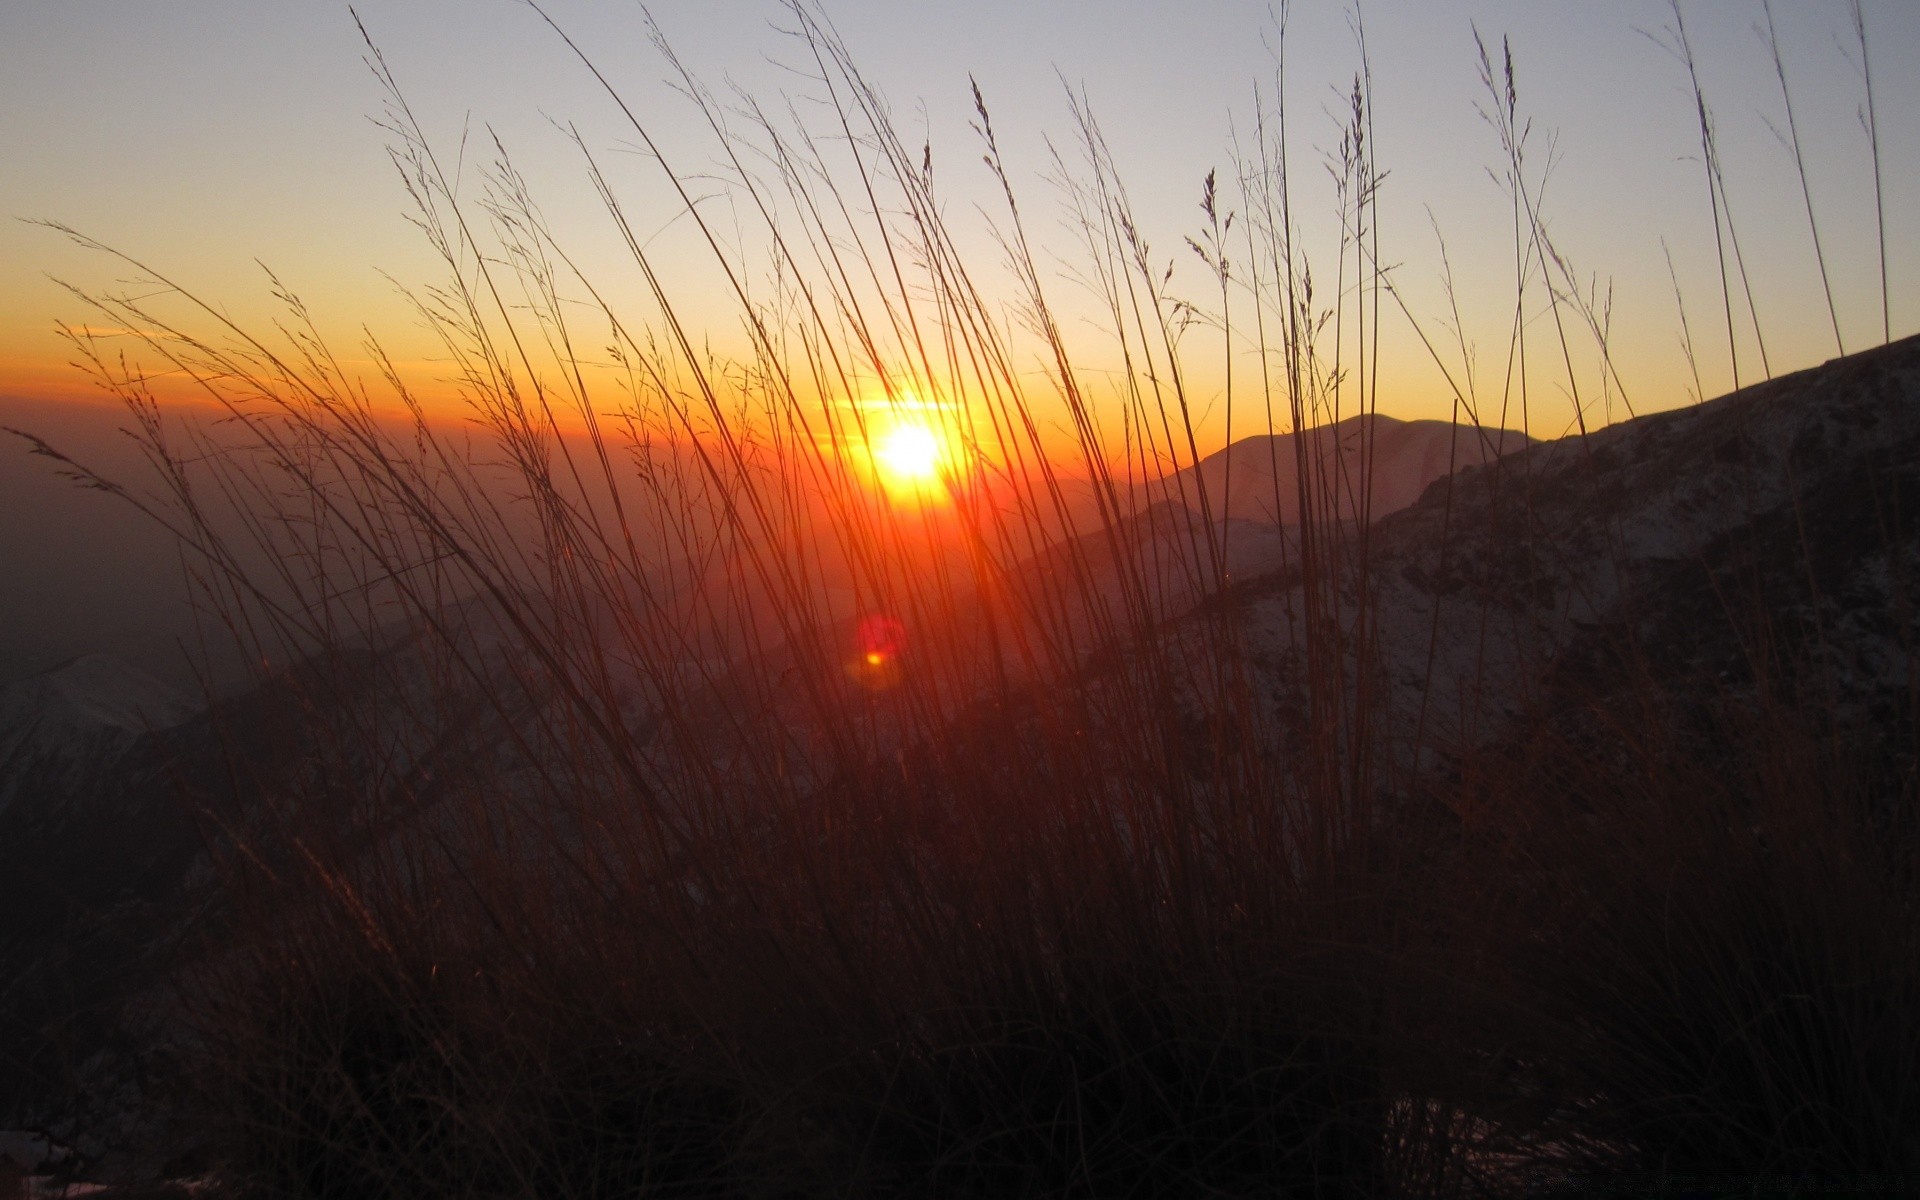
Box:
1444, 684, 1920, 1193
14, 2, 1915, 1196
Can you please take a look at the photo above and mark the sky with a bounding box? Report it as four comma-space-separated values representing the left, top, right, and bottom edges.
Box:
2, 0, 1917, 685
5, 2, 1916, 418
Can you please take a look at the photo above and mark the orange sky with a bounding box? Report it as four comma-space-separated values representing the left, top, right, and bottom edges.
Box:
5, 1, 1917, 460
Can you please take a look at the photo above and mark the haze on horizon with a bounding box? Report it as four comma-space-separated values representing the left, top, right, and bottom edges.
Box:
2, 0, 1916, 688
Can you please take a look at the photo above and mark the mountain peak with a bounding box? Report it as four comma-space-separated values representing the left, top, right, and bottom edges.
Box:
1170, 414, 1534, 526
7, 653, 200, 736
0, 654, 201, 815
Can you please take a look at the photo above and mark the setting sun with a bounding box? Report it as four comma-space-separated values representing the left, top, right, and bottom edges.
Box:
871, 420, 950, 496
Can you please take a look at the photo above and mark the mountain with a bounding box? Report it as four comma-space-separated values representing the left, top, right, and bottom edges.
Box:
1219, 334, 1919, 781
1165, 412, 1534, 526
0, 654, 199, 817
983, 416, 1531, 660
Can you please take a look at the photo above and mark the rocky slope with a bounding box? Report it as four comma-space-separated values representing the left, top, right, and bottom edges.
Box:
1222, 334, 1919, 783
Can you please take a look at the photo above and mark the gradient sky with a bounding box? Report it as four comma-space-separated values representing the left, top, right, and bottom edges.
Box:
5, 2, 1916, 423
1, 1, 1916, 684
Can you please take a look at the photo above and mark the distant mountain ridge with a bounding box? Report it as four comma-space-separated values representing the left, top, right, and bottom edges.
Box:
1166, 412, 1534, 526
1004, 414, 1533, 640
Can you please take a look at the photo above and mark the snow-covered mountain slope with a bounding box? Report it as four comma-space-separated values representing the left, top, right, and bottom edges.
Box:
1221, 334, 1920, 778
0, 654, 199, 816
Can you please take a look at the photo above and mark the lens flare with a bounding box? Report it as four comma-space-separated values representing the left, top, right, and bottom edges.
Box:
852, 613, 907, 688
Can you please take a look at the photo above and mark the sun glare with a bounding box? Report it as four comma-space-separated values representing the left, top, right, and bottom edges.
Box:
871, 421, 949, 496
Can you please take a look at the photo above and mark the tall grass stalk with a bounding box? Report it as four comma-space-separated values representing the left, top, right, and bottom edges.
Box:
1654, 1, 1772, 392
1849, 0, 1891, 346
1759, 0, 1845, 358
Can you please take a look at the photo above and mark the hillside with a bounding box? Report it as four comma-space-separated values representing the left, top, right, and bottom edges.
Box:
1, 337, 1915, 1190
1217, 333, 1919, 783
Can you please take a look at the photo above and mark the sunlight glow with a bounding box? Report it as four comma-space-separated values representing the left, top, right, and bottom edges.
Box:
872, 421, 947, 493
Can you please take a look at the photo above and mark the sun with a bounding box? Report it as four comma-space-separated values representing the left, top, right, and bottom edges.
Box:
871, 421, 948, 495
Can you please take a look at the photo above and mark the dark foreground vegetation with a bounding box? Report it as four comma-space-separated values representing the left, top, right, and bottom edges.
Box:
8, 3, 1916, 1195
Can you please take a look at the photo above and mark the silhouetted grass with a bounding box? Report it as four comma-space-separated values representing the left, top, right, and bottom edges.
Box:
17, 2, 1914, 1196
1451, 685, 1920, 1193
